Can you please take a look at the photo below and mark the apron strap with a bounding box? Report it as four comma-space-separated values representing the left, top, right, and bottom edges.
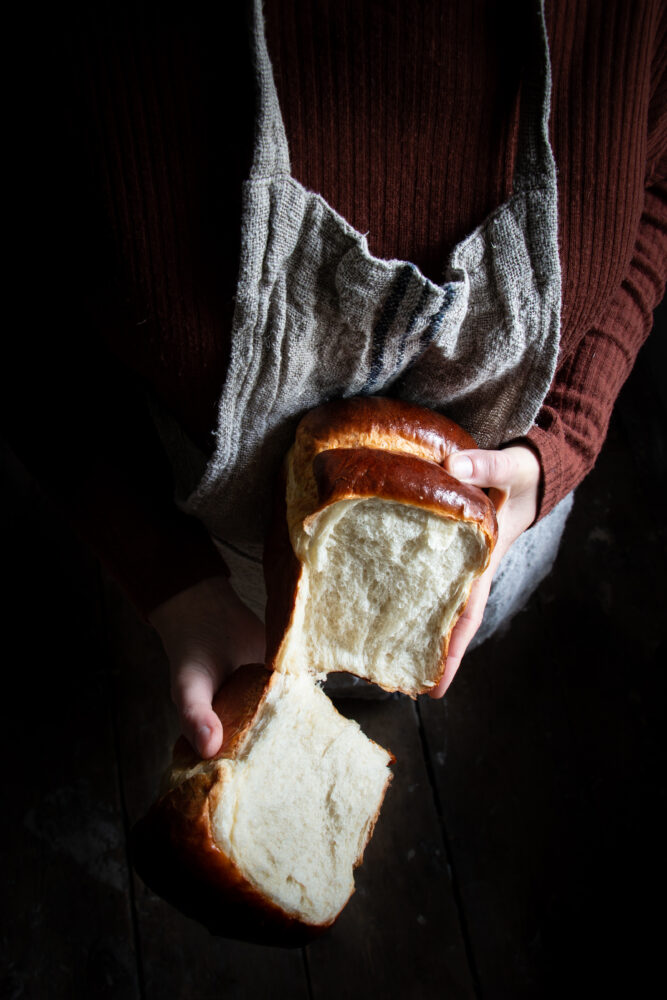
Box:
513, 0, 557, 194
249, 0, 291, 179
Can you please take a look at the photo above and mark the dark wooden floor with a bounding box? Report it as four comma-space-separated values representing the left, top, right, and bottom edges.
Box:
2, 309, 665, 1000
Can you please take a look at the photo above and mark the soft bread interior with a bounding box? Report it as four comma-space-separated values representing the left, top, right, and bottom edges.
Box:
278, 497, 488, 691
210, 673, 391, 926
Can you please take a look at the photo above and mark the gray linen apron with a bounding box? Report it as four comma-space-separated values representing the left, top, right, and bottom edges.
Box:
155, 0, 573, 649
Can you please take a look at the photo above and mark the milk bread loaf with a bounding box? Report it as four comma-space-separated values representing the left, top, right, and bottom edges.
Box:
265, 396, 498, 695
133, 399, 496, 942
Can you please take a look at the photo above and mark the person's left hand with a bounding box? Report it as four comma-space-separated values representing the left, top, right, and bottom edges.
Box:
428, 443, 542, 698
148, 575, 266, 758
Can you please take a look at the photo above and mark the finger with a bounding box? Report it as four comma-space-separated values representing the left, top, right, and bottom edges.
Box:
428, 571, 492, 698
446, 448, 515, 490
171, 663, 224, 758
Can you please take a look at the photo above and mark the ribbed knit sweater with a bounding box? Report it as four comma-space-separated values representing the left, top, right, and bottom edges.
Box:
7, 0, 667, 617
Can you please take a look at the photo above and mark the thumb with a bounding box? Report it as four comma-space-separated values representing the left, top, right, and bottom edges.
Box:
171, 663, 224, 759
446, 448, 515, 490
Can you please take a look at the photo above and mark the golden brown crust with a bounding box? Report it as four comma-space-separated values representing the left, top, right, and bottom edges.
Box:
296, 395, 478, 463
307, 448, 498, 551
210, 665, 274, 758
286, 395, 496, 545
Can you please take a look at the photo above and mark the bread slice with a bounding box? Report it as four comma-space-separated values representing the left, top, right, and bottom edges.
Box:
265, 397, 498, 695
131, 665, 393, 945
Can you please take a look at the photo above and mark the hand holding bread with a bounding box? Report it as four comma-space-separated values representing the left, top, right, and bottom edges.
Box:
431, 442, 542, 695
149, 576, 266, 757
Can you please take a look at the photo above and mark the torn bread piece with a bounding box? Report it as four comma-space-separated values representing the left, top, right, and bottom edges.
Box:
131, 665, 393, 946
265, 397, 498, 695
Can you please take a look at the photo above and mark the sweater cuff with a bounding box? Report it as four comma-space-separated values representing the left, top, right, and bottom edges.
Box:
525, 415, 566, 522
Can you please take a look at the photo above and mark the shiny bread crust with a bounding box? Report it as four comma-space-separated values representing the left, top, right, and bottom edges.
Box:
286, 395, 497, 542
295, 395, 478, 465
308, 448, 497, 554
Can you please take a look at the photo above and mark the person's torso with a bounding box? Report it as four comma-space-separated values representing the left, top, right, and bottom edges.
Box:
73, 0, 659, 449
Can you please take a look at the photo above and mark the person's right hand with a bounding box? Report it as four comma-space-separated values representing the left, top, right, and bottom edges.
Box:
148, 575, 266, 759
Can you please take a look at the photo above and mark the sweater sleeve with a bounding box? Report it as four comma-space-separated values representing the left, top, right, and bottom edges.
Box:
526, 0, 667, 519
527, 169, 667, 519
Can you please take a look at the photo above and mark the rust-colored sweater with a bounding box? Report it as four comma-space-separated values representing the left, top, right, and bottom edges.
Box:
7, 0, 667, 616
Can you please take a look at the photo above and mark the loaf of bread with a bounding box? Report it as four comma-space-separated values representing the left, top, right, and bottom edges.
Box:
131, 664, 393, 945
265, 396, 498, 695
133, 397, 497, 942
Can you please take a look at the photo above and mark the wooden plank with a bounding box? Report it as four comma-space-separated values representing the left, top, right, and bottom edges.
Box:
103, 580, 311, 1000
1, 443, 140, 999
418, 600, 581, 998
306, 695, 477, 1000
417, 325, 667, 997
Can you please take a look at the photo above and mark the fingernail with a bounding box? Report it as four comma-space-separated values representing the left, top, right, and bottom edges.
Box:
449, 455, 473, 479
196, 724, 211, 754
